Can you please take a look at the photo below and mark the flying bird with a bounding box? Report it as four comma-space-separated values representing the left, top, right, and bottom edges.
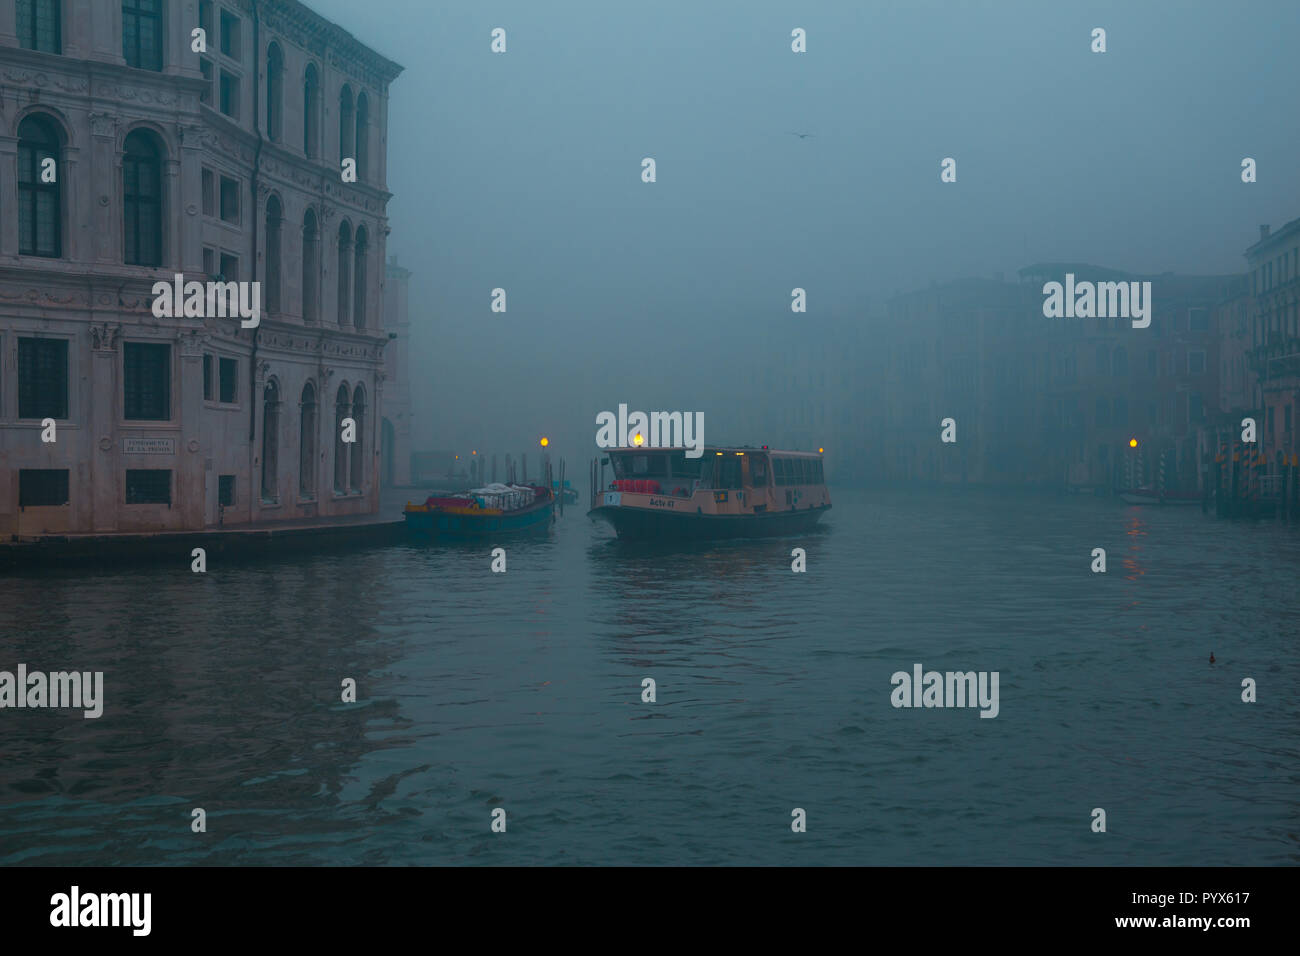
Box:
788, 131, 815, 139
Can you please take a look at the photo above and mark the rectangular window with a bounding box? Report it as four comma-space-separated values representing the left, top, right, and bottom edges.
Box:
17, 337, 68, 419
123, 342, 171, 420
19, 469, 69, 507
218, 475, 236, 506
220, 9, 241, 60
125, 469, 171, 505
717, 456, 742, 489
219, 253, 238, 282
199, 0, 213, 37
203, 353, 214, 400
219, 357, 238, 404
18, 0, 62, 53
1189, 350, 1206, 375
1189, 308, 1209, 331
201, 168, 215, 217
219, 71, 239, 119
203, 246, 216, 276
199, 58, 213, 105
1189, 393, 1203, 424
219, 175, 239, 223
122, 0, 163, 71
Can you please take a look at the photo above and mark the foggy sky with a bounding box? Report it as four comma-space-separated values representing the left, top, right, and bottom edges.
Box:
307, 0, 1300, 461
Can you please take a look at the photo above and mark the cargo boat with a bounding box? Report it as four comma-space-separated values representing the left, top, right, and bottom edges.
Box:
588, 446, 830, 539
404, 483, 555, 538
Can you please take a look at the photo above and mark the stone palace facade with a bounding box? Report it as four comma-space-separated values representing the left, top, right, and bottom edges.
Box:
0, 0, 402, 536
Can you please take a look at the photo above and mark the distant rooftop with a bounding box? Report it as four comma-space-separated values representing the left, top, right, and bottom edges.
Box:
1245, 214, 1300, 258
1018, 262, 1134, 282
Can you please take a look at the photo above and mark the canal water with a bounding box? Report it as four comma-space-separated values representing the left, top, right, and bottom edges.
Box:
2, 488, 1297, 865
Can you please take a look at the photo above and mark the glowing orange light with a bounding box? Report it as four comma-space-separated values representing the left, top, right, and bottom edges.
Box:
1129, 438, 1138, 448
472, 450, 477, 455
632, 433, 644, 447
818, 447, 824, 454
540, 437, 549, 447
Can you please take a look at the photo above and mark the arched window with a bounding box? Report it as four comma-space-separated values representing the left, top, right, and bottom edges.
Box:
301, 209, 319, 322
17, 0, 61, 53
299, 382, 317, 498
122, 0, 163, 71
334, 384, 350, 494
336, 221, 352, 328
350, 384, 366, 492
303, 64, 321, 159
123, 129, 164, 266
266, 43, 284, 142
355, 92, 369, 181
352, 226, 368, 329
338, 85, 354, 165
17, 115, 62, 258
261, 380, 280, 501
265, 195, 282, 314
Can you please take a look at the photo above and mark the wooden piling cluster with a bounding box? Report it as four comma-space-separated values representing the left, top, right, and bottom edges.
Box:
1210, 444, 1300, 520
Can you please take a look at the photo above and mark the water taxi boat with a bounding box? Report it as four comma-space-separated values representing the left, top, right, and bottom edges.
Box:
588, 446, 830, 539
404, 483, 555, 538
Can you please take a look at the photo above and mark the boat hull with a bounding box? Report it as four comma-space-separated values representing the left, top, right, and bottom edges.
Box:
405, 499, 555, 538
588, 503, 829, 540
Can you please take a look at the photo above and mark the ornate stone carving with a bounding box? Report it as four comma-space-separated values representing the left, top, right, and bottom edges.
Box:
2, 68, 89, 93
89, 113, 118, 138
91, 324, 122, 352
95, 83, 179, 107
178, 329, 206, 357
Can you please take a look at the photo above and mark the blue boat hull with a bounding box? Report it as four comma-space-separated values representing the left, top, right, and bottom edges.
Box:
405, 499, 555, 539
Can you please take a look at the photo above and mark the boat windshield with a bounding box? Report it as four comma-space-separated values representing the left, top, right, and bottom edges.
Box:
611, 451, 713, 495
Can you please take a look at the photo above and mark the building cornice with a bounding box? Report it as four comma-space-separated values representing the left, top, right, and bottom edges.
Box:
245, 0, 404, 92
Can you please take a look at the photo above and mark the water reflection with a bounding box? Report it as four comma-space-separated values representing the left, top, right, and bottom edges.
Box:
1, 488, 1297, 865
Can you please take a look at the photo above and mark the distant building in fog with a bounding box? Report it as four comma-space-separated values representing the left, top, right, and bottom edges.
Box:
1245, 219, 1300, 463
1020, 264, 1236, 492
0, 0, 402, 536
381, 255, 411, 486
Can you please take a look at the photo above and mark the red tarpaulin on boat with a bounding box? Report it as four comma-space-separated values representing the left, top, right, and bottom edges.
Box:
425, 496, 476, 508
